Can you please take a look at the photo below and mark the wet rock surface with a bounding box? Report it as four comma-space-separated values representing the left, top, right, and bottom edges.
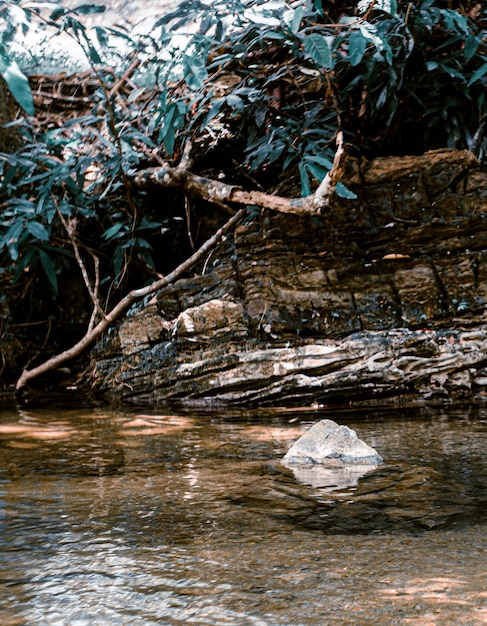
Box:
282, 419, 383, 465
90, 149, 487, 405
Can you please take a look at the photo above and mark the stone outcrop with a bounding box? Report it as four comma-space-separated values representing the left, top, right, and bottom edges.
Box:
281, 419, 382, 491
282, 419, 383, 465
90, 149, 487, 405
0, 77, 22, 153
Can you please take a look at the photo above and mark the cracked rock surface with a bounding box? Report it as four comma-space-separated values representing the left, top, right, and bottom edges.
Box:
90, 149, 487, 405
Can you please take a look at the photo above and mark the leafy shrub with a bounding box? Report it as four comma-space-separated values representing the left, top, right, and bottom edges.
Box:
152, 0, 487, 192
0, 0, 486, 311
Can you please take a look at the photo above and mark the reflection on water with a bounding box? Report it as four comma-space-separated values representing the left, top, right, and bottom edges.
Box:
1, 402, 487, 624
284, 461, 379, 491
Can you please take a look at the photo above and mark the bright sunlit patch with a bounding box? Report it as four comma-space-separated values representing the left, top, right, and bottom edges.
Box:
6, 441, 38, 449
381, 577, 468, 595
0, 424, 74, 439
0, 424, 33, 434
25, 430, 74, 440
121, 415, 196, 435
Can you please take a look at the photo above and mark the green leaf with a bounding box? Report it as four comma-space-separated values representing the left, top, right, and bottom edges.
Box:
139, 217, 164, 230
26, 221, 49, 241
113, 244, 124, 283
312, 0, 323, 14
0, 54, 34, 115
12, 246, 35, 284
160, 101, 187, 154
467, 62, 487, 87
444, 9, 468, 35
348, 30, 366, 67
3, 221, 24, 259
304, 34, 333, 70
163, 125, 176, 155
1, 161, 18, 188
436, 62, 464, 80
308, 155, 334, 169
464, 34, 480, 62
94, 26, 109, 48
183, 54, 208, 90
38, 249, 58, 295
225, 94, 244, 109
134, 237, 151, 249
202, 97, 224, 127
215, 20, 223, 42
49, 7, 66, 20
74, 4, 106, 15
134, 238, 155, 270
298, 162, 311, 197
285, 6, 304, 34
305, 161, 328, 182
103, 223, 126, 240
336, 182, 358, 199
85, 40, 102, 65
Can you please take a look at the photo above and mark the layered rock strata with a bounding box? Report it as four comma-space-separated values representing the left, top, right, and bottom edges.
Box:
90, 149, 487, 405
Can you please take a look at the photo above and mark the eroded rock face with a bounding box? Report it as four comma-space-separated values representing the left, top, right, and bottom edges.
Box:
282, 419, 383, 466
0, 77, 22, 153
90, 149, 487, 405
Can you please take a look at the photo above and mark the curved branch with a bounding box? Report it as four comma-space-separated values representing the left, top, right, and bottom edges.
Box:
15, 208, 246, 392
134, 137, 348, 214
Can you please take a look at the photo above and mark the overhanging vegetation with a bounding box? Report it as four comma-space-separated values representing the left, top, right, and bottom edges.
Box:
0, 0, 486, 391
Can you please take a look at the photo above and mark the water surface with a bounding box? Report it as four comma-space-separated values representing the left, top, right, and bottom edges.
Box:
1, 402, 487, 625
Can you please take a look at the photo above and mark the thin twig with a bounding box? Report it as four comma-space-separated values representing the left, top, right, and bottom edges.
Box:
87, 252, 102, 333
55, 202, 106, 321
33, 91, 92, 106
472, 114, 487, 158
108, 57, 141, 99
178, 140, 194, 170
184, 196, 195, 250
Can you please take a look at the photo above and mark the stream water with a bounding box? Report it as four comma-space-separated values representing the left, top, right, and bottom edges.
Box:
1, 400, 487, 625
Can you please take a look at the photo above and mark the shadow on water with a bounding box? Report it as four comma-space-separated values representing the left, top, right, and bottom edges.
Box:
239, 459, 487, 535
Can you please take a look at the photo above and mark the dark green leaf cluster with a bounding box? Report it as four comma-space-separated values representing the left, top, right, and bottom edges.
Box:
178, 0, 487, 170
0, 0, 486, 309
154, 0, 487, 192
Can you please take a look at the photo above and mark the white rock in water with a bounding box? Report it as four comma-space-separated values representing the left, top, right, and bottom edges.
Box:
282, 419, 383, 466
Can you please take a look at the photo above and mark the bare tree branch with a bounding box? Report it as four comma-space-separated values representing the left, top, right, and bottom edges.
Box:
15, 138, 350, 393
56, 202, 106, 323
313, 131, 346, 208
15, 208, 246, 392
134, 139, 349, 214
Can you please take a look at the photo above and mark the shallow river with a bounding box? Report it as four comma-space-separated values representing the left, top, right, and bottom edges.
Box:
1, 400, 487, 625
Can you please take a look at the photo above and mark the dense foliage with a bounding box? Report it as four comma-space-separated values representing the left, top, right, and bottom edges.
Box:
0, 0, 486, 376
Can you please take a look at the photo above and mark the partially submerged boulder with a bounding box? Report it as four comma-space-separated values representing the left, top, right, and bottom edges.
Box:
282, 419, 383, 466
